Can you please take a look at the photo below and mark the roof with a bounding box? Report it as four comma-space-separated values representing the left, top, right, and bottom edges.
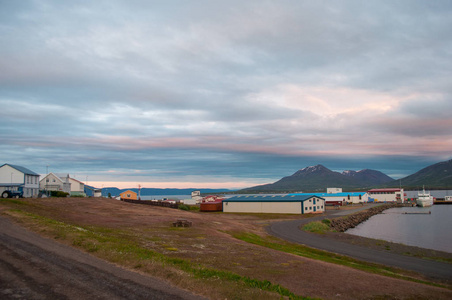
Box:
68, 177, 85, 184
368, 188, 402, 192
41, 173, 65, 184
54, 173, 70, 178
289, 192, 367, 198
224, 194, 323, 202
1, 164, 39, 176
120, 190, 137, 194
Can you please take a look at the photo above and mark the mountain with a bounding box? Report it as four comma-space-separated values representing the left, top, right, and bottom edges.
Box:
395, 159, 452, 188
342, 169, 394, 186
242, 165, 394, 192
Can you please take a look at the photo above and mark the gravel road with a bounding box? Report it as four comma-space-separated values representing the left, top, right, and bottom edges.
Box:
0, 216, 206, 300
268, 206, 452, 281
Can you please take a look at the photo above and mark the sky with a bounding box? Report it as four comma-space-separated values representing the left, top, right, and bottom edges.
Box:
1, 0, 451, 189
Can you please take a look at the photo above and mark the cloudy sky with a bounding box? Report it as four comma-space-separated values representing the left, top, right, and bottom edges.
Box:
1, 0, 451, 189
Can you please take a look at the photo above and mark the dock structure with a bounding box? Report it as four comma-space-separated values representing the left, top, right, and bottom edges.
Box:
434, 200, 452, 205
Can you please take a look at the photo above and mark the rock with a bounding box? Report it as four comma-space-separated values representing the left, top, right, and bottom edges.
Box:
330, 204, 398, 232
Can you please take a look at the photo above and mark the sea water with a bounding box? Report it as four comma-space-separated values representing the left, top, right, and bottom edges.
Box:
140, 195, 191, 200
346, 205, 452, 253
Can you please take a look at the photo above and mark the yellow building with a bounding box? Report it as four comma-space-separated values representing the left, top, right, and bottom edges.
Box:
120, 190, 137, 200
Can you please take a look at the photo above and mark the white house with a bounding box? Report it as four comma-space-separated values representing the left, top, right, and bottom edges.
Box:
40, 173, 71, 194
0, 164, 40, 198
327, 187, 342, 194
223, 195, 325, 214
66, 176, 85, 196
40, 173, 86, 196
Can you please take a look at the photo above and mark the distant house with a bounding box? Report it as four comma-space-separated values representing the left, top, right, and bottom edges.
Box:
85, 186, 102, 197
120, 190, 137, 200
40, 173, 71, 194
39, 173, 86, 196
66, 176, 85, 196
0, 164, 40, 198
223, 195, 325, 214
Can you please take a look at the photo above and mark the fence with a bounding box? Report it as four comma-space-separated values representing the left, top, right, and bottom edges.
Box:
120, 198, 179, 209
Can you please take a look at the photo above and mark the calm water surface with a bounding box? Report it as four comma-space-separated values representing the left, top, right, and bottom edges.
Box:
346, 205, 452, 253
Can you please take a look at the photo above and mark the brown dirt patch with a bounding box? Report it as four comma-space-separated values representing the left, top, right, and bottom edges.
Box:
1, 197, 451, 300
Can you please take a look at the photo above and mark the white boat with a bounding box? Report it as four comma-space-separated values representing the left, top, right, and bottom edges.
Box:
416, 187, 434, 207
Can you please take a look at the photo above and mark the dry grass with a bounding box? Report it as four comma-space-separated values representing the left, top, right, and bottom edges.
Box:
1, 197, 451, 300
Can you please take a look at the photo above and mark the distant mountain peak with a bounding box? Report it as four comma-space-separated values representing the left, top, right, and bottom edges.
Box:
300, 164, 327, 173
342, 170, 355, 175
242, 163, 395, 192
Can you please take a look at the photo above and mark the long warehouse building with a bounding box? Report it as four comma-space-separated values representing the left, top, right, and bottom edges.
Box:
223, 194, 325, 214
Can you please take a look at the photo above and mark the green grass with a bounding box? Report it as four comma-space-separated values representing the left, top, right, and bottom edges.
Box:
0, 198, 26, 205
6, 209, 315, 300
232, 232, 448, 289
301, 221, 330, 234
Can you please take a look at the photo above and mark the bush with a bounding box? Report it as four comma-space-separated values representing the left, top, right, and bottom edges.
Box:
189, 205, 200, 212
321, 218, 331, 226
50, 191, 70, 197
301, 221, 330, 234
178, 204, 190, 211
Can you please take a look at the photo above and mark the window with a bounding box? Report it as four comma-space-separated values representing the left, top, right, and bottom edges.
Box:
46, 178, 49, 183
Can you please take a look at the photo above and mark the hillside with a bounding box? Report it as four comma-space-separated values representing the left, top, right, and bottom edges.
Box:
242, 165, 393, 192
395, 159, 452, 188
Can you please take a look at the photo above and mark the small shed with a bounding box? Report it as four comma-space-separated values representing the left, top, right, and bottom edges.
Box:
200, 201, 223, 212
120, 190, 137, 200
223, 195, 325, 214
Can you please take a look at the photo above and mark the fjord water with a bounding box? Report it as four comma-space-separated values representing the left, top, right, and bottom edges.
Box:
346, 205, 452, 253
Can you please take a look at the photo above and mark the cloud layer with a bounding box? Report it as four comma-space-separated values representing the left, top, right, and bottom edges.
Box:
1, 1, 451, 188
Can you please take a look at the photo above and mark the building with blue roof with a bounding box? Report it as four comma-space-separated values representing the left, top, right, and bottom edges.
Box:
223, 194, 325, 214
0, 164, 40, 198
289, 191, 368, 205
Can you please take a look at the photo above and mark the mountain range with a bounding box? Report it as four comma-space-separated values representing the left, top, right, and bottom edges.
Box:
242, 159, 452, 192
93, 160, 451, 195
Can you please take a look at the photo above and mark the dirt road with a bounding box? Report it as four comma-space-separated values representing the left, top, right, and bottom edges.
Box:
0, 216, 205, 300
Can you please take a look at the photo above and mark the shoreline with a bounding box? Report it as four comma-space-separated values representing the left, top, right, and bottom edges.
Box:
326, 231, 452, 262
329, 203, 398, 232
268, 204, 452, 281
326, 204, 452, 260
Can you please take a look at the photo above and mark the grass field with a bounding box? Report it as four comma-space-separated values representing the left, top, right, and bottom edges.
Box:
1, 197, 451, 299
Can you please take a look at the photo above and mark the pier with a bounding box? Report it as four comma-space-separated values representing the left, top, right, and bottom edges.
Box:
434, 200, 452, 205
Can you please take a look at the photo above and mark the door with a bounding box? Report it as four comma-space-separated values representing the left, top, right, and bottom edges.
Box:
313, 206, 316, 212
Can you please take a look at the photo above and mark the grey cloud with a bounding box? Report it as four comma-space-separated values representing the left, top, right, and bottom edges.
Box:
1, 1, 451, 186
